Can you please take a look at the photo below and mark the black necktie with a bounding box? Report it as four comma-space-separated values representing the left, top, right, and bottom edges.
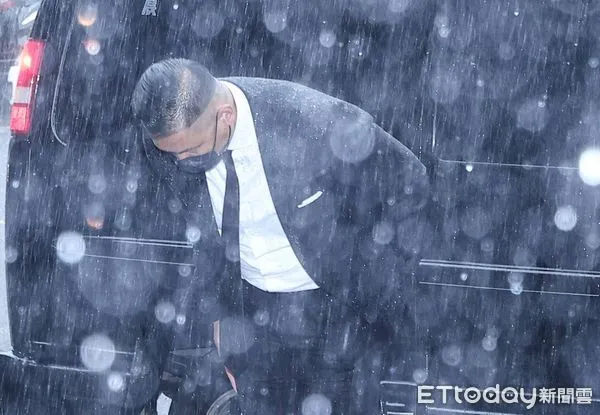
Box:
221, 150, 242, 310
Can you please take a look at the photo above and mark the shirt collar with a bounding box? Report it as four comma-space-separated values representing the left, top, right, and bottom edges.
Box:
221, 80, 254, 151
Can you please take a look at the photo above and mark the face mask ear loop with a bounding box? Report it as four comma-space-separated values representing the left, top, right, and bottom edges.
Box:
217, 120, 233, 156
211, 113, 220, 153
224, 125, 232, 151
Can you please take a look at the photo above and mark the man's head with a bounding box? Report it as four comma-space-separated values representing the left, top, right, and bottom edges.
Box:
131, 58, 236, 171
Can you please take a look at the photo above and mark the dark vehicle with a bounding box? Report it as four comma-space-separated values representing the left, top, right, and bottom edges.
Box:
3, 0, 600, 414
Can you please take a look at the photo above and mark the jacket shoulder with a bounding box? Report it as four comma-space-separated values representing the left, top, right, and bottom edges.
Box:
222, 76, 371, 122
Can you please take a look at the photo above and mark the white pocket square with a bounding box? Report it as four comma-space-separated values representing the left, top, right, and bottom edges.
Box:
297, 190, 323, 208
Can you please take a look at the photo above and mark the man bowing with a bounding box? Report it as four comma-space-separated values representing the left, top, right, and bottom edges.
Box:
131, 58, 430, 414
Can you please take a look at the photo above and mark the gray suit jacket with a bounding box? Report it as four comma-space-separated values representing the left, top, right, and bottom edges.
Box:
141, 77, 430, 328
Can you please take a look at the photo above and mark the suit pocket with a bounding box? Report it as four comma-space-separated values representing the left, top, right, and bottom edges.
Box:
297, 190, 324, 208
291, 185, 340, 233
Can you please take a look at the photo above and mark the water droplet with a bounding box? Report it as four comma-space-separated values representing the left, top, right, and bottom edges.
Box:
438, 26, 451, 38
84, 201, 105, 230
482, 336, 498, 352
465, 164, 474, 172
183, 379, 195, 393
77, 3, 98, 27
510, 282, 523, 295
263, 10, 287, 33
554, 205, 578, 231
80, 334, 116, 372
173, 3, 179, 10
88, 174, 107, 194
460, 272, 468, 281
388, 0, 412, 13
253, 309, 270, 326
5, 246, 18, 264
460, 205, 492, 239
178, 264, 192, 277
588, 57, 599, 68
498, 42, 515, 60
155, 301, 176, 324
441, 344, 463, 366
107, 372, 125, 392
517, 99, 549, 132
126, 179, 138, 193
10, 180, 19, 189
319, 29, 336, 48
413, 368, 428, 383
176, 314, 186, 325
328, 115, 375, 163
191, 7, 224, 39
480, 238, 494, 253
185, 226, 201, 243
429, 72, 462, 104
83, 39, 101, 56
372, 221, 395, 245
434, 14, 449, 27
301, 393, 332, 415
114, 209, 132, 231
167, 198, 182, 214
585, 232, 600, 250
225, 243, 240, 262
56, 231, 86, 264
578, 148, 600, 186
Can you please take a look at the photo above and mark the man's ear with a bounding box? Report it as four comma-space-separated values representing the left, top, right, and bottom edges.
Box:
216, 101, 235, 118
222, 105, 235, 122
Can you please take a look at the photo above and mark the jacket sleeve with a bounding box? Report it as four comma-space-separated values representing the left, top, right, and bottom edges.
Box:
331, 121, 432, 325
353, 124, 430, 232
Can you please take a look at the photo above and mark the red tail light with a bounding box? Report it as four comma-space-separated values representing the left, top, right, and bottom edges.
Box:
0, 1, 15, 12
10, 40, 46, 135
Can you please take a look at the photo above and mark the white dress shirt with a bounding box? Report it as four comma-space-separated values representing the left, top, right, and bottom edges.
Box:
204, 80, 319, 293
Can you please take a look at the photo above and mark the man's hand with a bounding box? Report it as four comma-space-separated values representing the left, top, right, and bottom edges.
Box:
213, 320, 238, 393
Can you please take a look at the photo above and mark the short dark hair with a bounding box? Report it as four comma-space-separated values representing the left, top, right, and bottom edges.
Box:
131, 58, 217, 137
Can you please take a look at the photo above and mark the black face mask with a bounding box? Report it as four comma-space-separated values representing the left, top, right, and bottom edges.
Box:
175, 114, 232, 174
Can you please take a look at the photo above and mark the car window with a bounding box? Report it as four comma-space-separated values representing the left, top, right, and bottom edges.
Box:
50, 0, 434, 149
51, 0, 298, 144
51, 0, 160, 143
51, 0, 592, 168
